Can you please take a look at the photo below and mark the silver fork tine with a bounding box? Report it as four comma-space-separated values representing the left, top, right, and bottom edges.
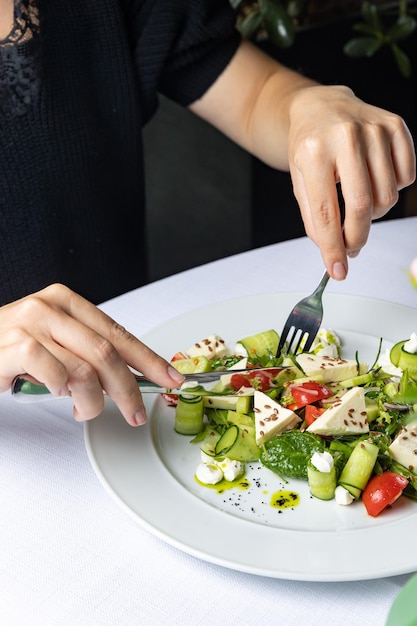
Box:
291, 330, 307, 355
276, 270, 330, 355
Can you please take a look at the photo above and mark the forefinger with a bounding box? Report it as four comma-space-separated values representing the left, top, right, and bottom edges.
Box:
292, 157, 349, 280
44, 285, 184, 388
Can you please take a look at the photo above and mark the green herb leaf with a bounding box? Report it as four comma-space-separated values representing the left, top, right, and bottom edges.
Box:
260, 431, 326, 480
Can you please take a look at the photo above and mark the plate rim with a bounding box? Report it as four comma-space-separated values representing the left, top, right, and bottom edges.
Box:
85, 292, 417, 581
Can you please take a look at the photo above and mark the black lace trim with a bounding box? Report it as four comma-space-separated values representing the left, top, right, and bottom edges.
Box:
0, 0, 40, 117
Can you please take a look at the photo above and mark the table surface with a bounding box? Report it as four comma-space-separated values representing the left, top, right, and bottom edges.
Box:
1, 216, 416, 625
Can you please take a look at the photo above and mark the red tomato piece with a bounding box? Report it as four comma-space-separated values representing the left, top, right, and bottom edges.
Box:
247, 369, 276, 391
287, 381, 333, 410
230, 369, 279, 392
362, 472, 409, 517
304, 405, 326, 426
170, 352, 187, 362
161, 393, 179, 406
230, 373, 253, 390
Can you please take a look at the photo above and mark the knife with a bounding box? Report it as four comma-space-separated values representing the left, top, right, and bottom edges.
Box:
12, 367, 288, 403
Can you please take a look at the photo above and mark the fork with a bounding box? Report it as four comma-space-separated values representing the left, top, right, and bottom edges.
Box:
276, 270, 330, 356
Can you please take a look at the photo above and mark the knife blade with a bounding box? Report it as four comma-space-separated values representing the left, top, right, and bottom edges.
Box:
12, 367, 288, 403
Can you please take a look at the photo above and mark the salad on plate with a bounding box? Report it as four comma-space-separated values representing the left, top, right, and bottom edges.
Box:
164, 328, 417, 518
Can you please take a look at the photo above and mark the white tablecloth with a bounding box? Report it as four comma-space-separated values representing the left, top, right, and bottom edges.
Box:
1, 217, 416, 625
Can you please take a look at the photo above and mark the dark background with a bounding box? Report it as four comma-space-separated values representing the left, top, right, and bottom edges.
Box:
144, 17, 417, 282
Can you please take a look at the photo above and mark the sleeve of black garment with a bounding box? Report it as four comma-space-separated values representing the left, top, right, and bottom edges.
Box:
128, 0, 241, 121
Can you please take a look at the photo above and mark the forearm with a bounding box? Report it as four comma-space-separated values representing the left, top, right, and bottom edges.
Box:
189, 39, 317, 170
190, 37, 415, 282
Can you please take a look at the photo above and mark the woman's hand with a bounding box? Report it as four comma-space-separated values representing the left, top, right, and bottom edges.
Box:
286, 84, 415, 279
0, 284, 185, 425
191, 40, 416, 280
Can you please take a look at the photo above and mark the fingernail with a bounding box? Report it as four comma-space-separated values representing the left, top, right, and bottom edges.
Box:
348, 249, 360, 259
168, 365, 185, 384
133, 405, 147, 426
332, 262, 347, 281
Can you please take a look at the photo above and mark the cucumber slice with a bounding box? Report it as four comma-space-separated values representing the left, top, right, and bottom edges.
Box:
202, 394, 253, 413
398, 348, 417, 375
215, 425, 239, 456
338, 440, 378, 498
172, 356, 211, 374
307, 462, 337, 501
226, 409, 255, 430
200, 431, 222, 457
237, 329, 279, 358
336, 481, 362, 500
215, 425, 260, 461
339, 373, 374, 388
175, 395, 204, 435
236, 395, 252, 414
390, 341, 406, 367
390, 341, 417, 379
364, 397, 379, 423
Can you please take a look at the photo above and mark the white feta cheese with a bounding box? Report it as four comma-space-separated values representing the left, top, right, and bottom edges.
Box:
378, 348, 403, 377
179, 379, 203, 399
404, 332, 417, 354
181, 380, 199, 390
311, 328, 341, 358
196, 455, 244, 484
306, 386, 369, 436
311, 451, 334, 473
254, 390, 301, 445
196, 463, 223, 485
389, 420, 417, 474
314, 343, 339, 358
186, 335, 228, 360
296, 353, 367, 383
335, 485, 354, 506
226, 357, 248, 370
217, 458, 244, 482
234, 342, 248, 357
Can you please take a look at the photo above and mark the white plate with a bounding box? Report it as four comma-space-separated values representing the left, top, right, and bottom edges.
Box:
85, 293, 417, 581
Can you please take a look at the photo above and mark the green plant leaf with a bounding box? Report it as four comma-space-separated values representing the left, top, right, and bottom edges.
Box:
361, 1, 383, 31
352, 22, 382, 37
387, 15, 417, 43
238, 9, 264, 39
286, 0, 307, 19
344, 36, 383, 58
391, 42, 412, 78
259, 0, 295, 48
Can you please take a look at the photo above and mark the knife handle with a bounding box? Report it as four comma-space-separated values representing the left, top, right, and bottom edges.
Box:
11, 375, 172, 403
11, 367, 284, 403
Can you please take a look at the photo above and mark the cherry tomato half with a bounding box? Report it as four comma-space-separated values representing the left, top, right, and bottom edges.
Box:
362, 472, 409, 517
230, 369, 281, 392
161, 393, 179, 406
304, 405, 326, 426
287, 381, 333, 410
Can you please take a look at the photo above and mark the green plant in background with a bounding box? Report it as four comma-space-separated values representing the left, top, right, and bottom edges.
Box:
345, 1, 416, 77
231, 1, 417, 77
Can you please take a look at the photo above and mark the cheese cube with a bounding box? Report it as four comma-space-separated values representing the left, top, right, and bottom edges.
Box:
306, 387, 369, 436
254, 390, 301, 445
296, 354, 367, 383
186, 334, 228, 360
389, 420, 417, 474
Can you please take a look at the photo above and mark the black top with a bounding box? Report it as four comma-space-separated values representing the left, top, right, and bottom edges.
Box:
0, 0, 240, 305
